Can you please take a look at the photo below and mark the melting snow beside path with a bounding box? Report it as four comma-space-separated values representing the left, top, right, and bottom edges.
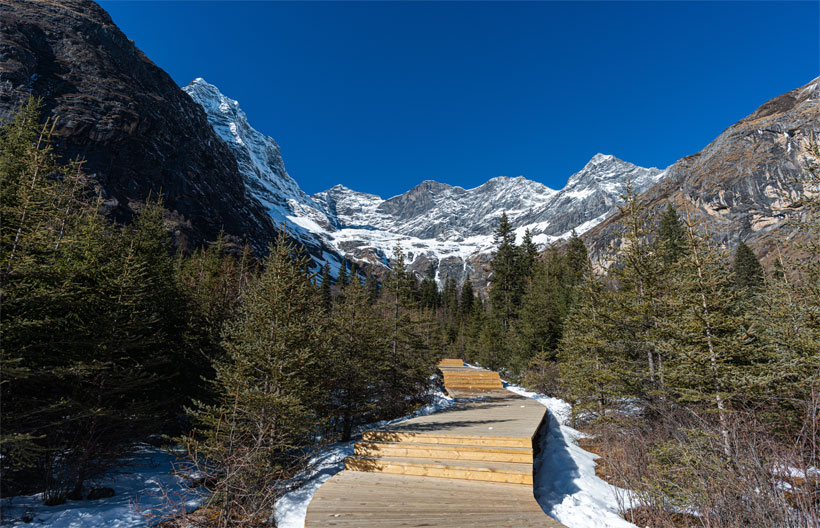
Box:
505, 384, 638, 528
1, 446, 203, 528
274, 389, 453, 528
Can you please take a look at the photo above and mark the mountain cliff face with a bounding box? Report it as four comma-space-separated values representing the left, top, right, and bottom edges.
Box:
183, 77, 667, 286
182, 79, 343, 270
584, 78, 820, 268
0, 0, 275, 251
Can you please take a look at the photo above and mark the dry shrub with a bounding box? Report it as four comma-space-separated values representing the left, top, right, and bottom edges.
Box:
591, 394, 820, 528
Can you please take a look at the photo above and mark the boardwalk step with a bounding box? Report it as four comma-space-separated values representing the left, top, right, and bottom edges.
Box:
362, 430, 533, 448
345, 456, 533, 485
438, 359, 464, 367
444, 381, 504, 387
355, 441, 533, 463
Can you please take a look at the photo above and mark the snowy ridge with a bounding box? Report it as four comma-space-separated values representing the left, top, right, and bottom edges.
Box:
185, 78, 667, 283
183, 79, 344, 273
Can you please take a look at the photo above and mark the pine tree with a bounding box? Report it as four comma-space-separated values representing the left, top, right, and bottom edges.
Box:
460, 275, 475, 315
489, 211, 522, 332
319, 262, 333, 313
658, 203, 686, 264
733, 240, 763, 292
564, 230, 589, 286
519, 228, 539, 279
186, 235, 329, 525
328, 277, 390, 440
337, 259, 349, 288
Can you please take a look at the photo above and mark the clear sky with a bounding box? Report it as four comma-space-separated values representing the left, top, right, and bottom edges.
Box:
99, 1, 819, 198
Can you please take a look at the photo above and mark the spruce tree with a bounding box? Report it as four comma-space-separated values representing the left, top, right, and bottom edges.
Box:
460, 275, 475, 315
564, 230, 589, 286
187, 235, 329, 525
514, 249, 571, 370
319, 262, 333, 312
733, 240, 763, 292
489, 211, 522, 332
328, 277, 390, 440
365, 270, 380, 303
378, 243, 436, 417
661, 212, 757, 457
658, 203, 686, 264
519, 228, 539, 279
337, 259, 349, 288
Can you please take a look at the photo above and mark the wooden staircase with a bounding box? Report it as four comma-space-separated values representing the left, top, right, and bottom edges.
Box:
436, 358, 504, 396
305, 359, 567, 527
342, 359, 533, 486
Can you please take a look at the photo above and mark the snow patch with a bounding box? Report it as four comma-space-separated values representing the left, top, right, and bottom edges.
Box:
1, 447, 204, 528
505, 384, 638, 528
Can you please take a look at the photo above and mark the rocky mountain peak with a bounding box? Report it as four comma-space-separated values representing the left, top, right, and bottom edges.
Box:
0, 0, 276, 251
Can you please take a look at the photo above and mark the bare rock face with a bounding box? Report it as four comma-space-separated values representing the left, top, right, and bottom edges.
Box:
584, 78, 820, 268
0, 0, 275, 251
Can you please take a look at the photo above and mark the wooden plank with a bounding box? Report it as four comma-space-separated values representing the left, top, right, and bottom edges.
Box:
304, 367, 566, 527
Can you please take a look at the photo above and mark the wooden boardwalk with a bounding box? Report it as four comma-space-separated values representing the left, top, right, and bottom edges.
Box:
304, 360, 566, 527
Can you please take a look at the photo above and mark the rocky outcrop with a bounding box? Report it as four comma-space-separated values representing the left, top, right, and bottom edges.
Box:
0, 0, 275, 251
584, 78, 820, 268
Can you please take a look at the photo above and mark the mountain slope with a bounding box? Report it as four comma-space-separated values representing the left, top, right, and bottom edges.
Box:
0, 0, 275, 251
584, 77, 820, 267
182, 79, 666, 285
182, 78, 344, 271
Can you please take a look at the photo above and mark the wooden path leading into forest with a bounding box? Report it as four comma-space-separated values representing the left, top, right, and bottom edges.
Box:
304, 360, 567, 527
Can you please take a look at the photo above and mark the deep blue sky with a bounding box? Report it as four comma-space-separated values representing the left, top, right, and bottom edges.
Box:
99, 1, 819, 198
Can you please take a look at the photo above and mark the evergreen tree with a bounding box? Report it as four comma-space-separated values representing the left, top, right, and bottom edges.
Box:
419, 263, 439, 311
379, 243, 437, 417
658, 203, 686, 264
1, 100, 187, 502
733, 240, 764, 292
319, 262, 333, 312
460, 275, 475, 315
519, 228, 539, 279
328, 277, 390, 440
489, 211, 522, 331
186, 235, 329, 525
442, 275, 459, 315
337, 259, 348, 288
558, 274, 640, 418
564, 230, 589, 286
514, 248, 572, 370
365, 270, 380, 303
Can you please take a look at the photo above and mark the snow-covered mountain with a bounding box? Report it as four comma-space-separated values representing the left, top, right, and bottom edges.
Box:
184, 78, 667, 285
183, 79, 344, 271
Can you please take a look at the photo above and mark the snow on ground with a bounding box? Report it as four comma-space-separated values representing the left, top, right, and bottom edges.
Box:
274, 389, 453, 528
1, 446, 203, 528
504, 383, 638, 528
